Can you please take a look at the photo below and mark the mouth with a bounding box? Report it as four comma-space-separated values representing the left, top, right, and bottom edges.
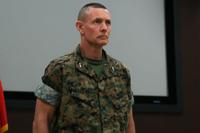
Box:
97, 35, 108, 39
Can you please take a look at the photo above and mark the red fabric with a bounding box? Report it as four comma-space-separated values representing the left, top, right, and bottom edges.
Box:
0, 80, 8, 133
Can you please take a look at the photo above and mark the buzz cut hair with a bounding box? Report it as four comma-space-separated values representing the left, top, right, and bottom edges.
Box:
77, 2, 107, 21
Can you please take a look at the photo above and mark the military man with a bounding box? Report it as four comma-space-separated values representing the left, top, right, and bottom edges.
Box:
33, 2, 136, 133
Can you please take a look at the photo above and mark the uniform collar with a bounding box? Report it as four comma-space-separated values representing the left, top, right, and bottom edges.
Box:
74, 45, 116, 81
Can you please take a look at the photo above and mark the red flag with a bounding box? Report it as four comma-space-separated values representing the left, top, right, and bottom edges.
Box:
0, 80, 8, 133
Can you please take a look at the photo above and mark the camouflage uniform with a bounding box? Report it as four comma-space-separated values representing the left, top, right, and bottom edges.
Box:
35, 45, 134, 133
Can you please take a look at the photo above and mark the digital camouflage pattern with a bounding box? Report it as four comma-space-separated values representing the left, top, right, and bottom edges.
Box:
35, 83, 60, 106
41, 45, 134, 133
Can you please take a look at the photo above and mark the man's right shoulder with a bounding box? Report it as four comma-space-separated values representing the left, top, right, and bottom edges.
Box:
41, 51, 76, 91
48, 51, 76, 67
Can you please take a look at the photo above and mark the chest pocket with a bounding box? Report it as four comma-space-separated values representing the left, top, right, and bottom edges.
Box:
102, 74, 130, 131
58, 81, 99, 129
69, 86, 98, 108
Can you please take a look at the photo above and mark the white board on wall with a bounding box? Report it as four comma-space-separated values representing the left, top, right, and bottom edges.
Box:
0, 0, 167, 97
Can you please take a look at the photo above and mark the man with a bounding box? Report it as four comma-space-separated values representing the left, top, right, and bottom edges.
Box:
33, 3, 136, 133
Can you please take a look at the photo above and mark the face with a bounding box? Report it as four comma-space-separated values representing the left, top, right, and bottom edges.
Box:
77, 7, 112, 47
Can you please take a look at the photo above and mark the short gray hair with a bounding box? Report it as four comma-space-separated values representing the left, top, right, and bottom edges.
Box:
77, 3, 107, 21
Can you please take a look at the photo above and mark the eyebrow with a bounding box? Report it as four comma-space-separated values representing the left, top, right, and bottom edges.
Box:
93, 17, 111, 23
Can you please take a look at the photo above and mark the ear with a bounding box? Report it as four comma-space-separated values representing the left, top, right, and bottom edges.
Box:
75, 20, 84, 35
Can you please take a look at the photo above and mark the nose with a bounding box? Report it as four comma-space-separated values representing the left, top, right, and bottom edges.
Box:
100, 22, 108, 32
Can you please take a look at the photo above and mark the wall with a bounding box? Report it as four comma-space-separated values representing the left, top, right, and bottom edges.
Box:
6, 0, 200, 132
135, 0, 200, 132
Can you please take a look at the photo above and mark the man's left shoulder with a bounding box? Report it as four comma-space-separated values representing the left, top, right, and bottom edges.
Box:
107, 55, 129, 70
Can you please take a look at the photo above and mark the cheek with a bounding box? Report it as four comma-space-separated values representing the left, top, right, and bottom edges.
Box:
85, 27, 96, 36
107, 30, 111, 37
108, 27, 112, 33
91, 27, 100, 34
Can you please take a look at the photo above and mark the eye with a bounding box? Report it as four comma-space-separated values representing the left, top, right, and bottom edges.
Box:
95, 18, 102, 24
106, 20, 111, 25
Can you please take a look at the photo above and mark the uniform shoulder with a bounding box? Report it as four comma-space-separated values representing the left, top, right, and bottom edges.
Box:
43, 52, 76, 74
107, 55, 131, 82
48, 52, 75, 67
107, 54, 129, 70
42, 51, 76, 91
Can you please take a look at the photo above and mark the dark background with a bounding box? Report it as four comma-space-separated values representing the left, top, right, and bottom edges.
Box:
6, 0, 200, 132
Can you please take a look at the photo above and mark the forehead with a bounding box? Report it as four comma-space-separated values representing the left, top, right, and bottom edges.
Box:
84, 7, 111, 20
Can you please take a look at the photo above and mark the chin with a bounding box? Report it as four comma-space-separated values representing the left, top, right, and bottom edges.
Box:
99, 40, 109, 46
97, 43, 108, 47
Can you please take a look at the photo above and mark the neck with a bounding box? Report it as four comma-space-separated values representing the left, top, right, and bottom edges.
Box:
80, 43, 103, 60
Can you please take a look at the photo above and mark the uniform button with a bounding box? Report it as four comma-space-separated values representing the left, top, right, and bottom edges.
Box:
78, 62, 82, 68
98, 82, 104, 91
91, 101, 97, 107
111, 66, 115, 72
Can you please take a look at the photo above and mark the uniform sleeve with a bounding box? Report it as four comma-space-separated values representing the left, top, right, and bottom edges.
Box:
42, 59, 63, 92
130, 90, 134, 106
34, 83, 60, 106
126, 68, 135, 106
